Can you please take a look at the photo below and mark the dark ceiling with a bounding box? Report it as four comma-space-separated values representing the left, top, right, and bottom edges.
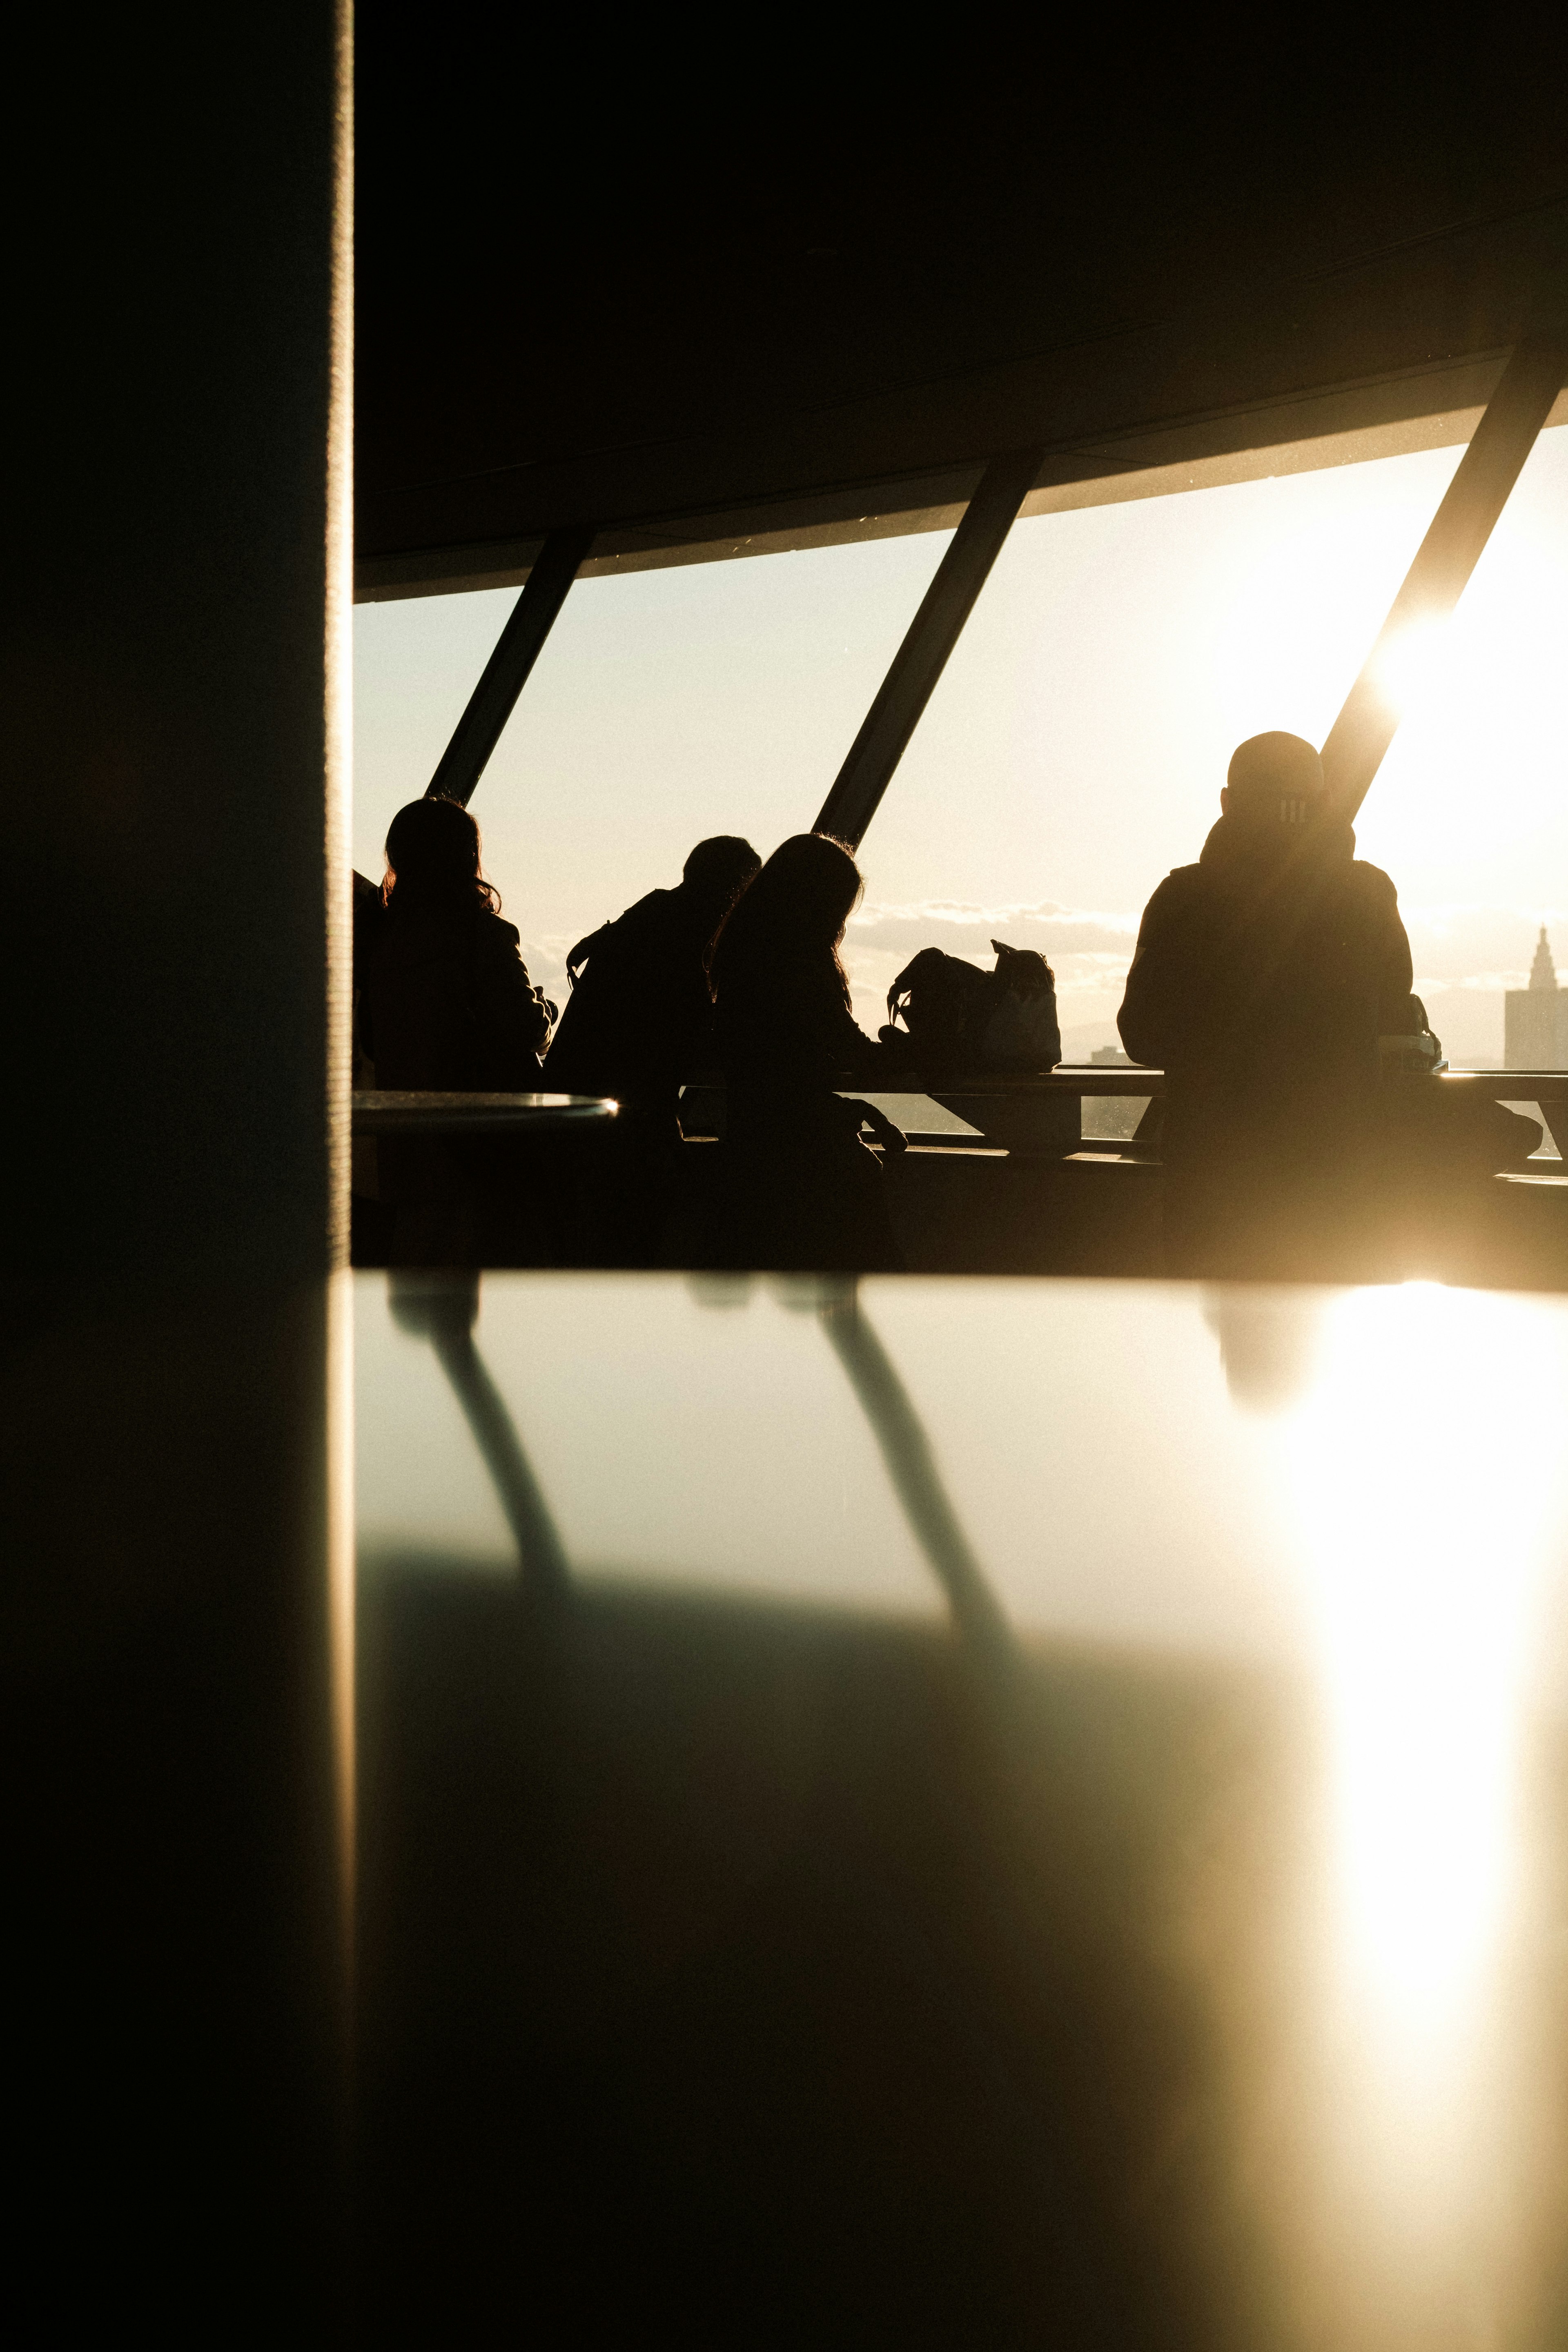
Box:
354, 27, 1568, 568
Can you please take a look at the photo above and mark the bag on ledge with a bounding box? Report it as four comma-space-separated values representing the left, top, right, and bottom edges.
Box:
880, 940, 1061, 1071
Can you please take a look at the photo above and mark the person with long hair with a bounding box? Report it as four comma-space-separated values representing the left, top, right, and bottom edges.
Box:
359, 796, 555, 1262
710, 831, 906, 1271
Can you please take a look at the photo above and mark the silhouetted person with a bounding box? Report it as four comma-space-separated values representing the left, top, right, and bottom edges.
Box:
352, 866, 389, 1011
1118, 732, 1412, 1279
349, 869, 393, 1261
543, 835, 761, 1132
540, 835, 761, 1266
360, 796, 555, 1263
712, 833, 906, 1272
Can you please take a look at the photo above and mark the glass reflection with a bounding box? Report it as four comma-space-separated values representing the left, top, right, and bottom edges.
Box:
329, 1267, 357, 1971
388, 1270, 568, 1587
811, 1279, 1012, 1662
1287, 1284, 1562, 2026
353, 1267, 1568, 2340
1254, 1282, 1568, 2346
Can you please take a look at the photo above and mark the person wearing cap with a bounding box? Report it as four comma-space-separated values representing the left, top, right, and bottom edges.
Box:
1117, 731, 1413, 1278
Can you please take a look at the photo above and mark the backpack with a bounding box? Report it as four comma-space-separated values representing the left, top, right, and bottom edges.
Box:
881, 940, 1061, 1071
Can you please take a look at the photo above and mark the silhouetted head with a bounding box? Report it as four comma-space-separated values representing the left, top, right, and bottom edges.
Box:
682, 835, 762, 924
383, 795, 501, 915
710, 833, 863, 1000
1220, 733, 1326, 835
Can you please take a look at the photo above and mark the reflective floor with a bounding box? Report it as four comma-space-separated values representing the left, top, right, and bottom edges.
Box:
356, 1272, 1568, 2347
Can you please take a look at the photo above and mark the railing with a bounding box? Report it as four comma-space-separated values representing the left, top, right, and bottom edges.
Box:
678, 1068, 1568, 1159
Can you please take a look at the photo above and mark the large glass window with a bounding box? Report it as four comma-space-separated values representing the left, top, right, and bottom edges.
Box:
355, 426, 1568, 1083
354, 531, 951, 1009
857, 428, 1568, 1073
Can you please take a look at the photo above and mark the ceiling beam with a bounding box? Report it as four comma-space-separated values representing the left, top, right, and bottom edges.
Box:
356, 357, 1568, 607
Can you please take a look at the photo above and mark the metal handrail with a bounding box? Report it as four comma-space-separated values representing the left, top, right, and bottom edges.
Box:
352, 1089, 617, 1135
678, 1067, 1568, 1160
682, 1069, 1568, 1099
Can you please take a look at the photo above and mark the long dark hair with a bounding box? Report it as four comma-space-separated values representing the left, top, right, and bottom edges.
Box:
383, 796, 502, 916
710, 833, 863, 1004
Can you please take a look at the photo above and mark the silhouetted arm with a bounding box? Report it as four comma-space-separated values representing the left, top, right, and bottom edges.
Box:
473, 918, 553, 1075
823, 987, 906, 1080
1361, 864, 1415, 1029
1117, 878, 1190, 1067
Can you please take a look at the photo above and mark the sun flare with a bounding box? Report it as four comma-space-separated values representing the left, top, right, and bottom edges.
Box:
1368, 615, 1451, 722
1211, 448, 1568, 890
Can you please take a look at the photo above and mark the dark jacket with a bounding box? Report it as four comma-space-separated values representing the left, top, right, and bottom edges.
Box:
714, 948, 901, 1273
361, 896, 552, 1094
543, 886, 722, 1118
1118, 813, 1412, 1274
716, 949, 889, 1108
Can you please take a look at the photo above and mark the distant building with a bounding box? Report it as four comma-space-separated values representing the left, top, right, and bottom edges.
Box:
1505, 927, 1568, 1069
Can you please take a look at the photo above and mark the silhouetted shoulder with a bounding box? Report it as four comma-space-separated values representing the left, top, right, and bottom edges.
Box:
1118, 867, 1211, 1065
617, 887, 679, 936
1348, 859, 1399, 904
471, 909, 526, 961
1129, 863, 1207, 939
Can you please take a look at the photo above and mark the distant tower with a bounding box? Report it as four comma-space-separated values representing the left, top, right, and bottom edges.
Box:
1530, 927, 1558, 991
1504, 926, 1568, 1069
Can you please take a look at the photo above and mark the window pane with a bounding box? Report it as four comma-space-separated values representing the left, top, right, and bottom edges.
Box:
850, 428, 1568, 1071
354, 430, 1567, 1094
354, 532, 951, 1008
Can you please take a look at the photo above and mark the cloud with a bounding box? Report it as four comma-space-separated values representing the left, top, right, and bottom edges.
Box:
841, 901, 1140, 1039
845, 896, 1564, 993
515, 929, 579, 995
848, 898, 1140, 961
1414, 970, 1532, 996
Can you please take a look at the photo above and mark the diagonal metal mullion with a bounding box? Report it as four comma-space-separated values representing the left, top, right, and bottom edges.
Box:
1321, 338, 1566, 819
817, 1281, 1013, 1666
388, 1272, 570, 1587
426, 524, 595, 806
813, 448, 1044, 849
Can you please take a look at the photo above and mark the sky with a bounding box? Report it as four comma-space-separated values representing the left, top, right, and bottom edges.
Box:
354, 425, 1568, 1067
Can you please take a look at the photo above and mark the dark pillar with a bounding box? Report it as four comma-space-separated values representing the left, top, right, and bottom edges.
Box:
5, 1, 351, 2328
